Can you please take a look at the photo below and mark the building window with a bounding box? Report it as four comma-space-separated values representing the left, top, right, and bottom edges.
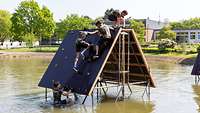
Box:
176, 32, 188, 43
198, 32, 200, 39
190, 32, 196, 39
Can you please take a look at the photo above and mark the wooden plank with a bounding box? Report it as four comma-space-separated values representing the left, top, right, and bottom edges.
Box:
102, 71, 150, 78
106, 61, 146, 67
116, 42, 137, 45
111, 53, 141, 56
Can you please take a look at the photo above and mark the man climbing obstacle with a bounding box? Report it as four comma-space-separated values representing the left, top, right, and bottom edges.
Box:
107, 9, 128, 27
87, 20, 112, 59
73, 31, 90, 72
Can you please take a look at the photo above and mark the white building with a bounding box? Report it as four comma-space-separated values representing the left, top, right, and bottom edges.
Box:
173, 29, 200, 43
138, 18, 167, 42
0, 40, 39, 49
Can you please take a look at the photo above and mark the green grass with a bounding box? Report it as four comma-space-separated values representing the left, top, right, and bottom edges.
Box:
0, 46, 198, 60
144, 52, 197, 58
0, 46, 59, 52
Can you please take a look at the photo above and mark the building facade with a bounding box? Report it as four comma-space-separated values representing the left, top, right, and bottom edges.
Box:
173, 29, 200, 43
138, 18, 167, 42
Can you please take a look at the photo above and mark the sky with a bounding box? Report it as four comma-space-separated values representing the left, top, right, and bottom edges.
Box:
0, 0, 200, 22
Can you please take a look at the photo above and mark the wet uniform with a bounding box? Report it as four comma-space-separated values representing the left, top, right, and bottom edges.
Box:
75, 38, 89, 52
97, 24, 112, 47
53, 87, 63, 104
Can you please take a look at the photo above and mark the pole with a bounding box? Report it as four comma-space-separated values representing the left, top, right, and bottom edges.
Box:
45, 88, 47, 102
97, 81, 99, 102
122, 33, 125, 99
82, 96, 88, 104
118, 33, 121, 84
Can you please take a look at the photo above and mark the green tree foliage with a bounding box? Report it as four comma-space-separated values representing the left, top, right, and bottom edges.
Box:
0, 10, 12, 41
11, 0, 55, 43
22, 33, 36, 47
55, 14, 94, 39
170, 18, 200, 30
129, 19, 145, 42
157, 26, 176, 40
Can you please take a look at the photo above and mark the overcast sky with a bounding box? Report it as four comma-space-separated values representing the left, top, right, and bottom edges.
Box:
0, 0, 200, 22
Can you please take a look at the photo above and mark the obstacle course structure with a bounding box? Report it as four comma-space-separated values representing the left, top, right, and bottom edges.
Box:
38, 28, 155, 102
191, 52, 200, 83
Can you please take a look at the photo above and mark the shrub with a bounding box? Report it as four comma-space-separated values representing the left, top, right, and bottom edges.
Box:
197, 44, 200, 52
158, 39, 177, 49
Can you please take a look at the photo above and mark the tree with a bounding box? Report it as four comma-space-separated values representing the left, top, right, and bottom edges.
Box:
170, 18, 200, 30
170, 22, 184, 30
129, 19, 145, 42
55, 14, 94, 39
157, 26, 176, 40
11, 0, 55, 44
0, 10, 12, 42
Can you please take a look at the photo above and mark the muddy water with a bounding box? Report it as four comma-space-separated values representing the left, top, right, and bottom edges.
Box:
0, 58, 199, 113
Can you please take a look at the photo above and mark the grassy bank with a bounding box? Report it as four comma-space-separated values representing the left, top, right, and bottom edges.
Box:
0, 46, 197, 63
0, 46, 197, 58
0, 46, 59, 53
144, 52, 197, 59
0, 46, 197, 65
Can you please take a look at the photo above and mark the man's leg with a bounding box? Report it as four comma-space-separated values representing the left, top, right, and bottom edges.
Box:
93, 38, 104, 59
80, 47, 89, 60
73, 52, 80, 72
95, 45, 99, 56
93, 45, 99, 59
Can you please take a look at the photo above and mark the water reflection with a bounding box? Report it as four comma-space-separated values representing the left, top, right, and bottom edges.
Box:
95, 99, 154, 113
0, 58, 51, 97
192, 85, 200, 112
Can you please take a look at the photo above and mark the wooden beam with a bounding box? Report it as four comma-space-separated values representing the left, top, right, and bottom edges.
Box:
111, 53, 141, 56
102, 71, 150, 78
106, 61, 146, 67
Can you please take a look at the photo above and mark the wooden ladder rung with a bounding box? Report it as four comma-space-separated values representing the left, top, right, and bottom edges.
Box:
103, 70, 129, 74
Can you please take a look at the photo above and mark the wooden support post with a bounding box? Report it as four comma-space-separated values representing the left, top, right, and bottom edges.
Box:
45, 88, 47, 102
82, 96, 88, 104
142, 79, 150, 98
99, 81, 107, 96
122, 32, 125, 99
96, 81, 99, 102
195, 75, 200, 84
92, 92, 94, 106
115, 86, 123, 102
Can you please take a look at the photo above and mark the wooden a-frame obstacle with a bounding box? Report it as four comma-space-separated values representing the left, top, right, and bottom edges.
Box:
82, 28, 155, 103
38, 28, 155, 104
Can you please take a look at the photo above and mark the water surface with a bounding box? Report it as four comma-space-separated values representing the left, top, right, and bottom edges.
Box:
0, 58, 199, 113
